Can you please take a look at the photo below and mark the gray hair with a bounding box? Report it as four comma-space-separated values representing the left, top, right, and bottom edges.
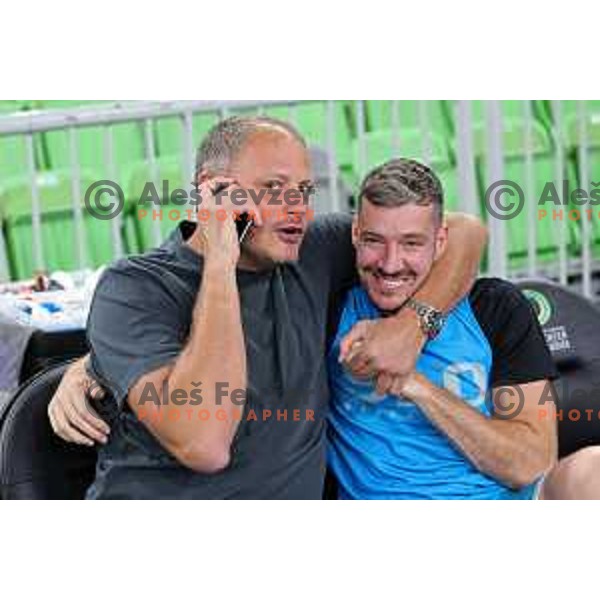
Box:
195, 115, 307, 182
359, 158, 444, 223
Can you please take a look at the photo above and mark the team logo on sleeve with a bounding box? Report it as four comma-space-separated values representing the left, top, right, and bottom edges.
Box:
521, 289, 553, 327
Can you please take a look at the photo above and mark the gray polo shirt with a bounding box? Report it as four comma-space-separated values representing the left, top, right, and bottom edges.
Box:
85, 214, 355, 499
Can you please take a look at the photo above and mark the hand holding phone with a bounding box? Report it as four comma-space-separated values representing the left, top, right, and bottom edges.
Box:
189, 177, 244, 267
211, 181, 255, 243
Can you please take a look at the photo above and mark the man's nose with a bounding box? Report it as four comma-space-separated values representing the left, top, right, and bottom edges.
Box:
282, 187, 311, 217
380, 242, 406, 273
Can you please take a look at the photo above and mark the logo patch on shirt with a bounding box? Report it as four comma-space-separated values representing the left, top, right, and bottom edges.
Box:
522, 289, 553, 327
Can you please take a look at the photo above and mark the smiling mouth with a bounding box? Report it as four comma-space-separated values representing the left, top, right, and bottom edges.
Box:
373, 274, 415, 292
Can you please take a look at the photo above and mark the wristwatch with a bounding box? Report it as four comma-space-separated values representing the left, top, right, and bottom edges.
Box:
405, 298, 447, 340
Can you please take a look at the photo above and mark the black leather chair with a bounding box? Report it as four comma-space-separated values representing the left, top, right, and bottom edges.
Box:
0, 362, 98, 499
19, 329, 88, 385
517, 279, 600, 458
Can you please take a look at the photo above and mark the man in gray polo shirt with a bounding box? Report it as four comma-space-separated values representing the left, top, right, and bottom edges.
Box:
48, 116, 486, 499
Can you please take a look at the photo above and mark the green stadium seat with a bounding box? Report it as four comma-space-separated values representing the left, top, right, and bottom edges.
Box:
0, 101, 31, 113
0, 103, 47, 281
563, 107, 600, 151
349, 129, 461, 210
531, 100, 554, 133
261, 101, 356, 169
0, 101, 44, 188
365, 101, 451, 141
155, 102, 353, 164
0, 171, 130, 279
453, 99, 531, 120
442, 100, 547, 132
474, 121, 580, 270
545, 100, 600, 123
0, 132, 31, 189
0, 101, 27, 114
155, 111, 220, 158
509, 101, 600, 142
125, 157, 189, 251
192, 111, 221, 149
36, 101, 146, 188
563, 112, 600, 256
468, 117, 551, 157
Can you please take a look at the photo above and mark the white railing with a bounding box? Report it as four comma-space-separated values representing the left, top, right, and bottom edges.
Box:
0, 100, 598, 297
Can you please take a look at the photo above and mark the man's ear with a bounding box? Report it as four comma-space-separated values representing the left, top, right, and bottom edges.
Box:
434, 222, 449, 261
196, 168, 212, 188
351, 214, 360, 248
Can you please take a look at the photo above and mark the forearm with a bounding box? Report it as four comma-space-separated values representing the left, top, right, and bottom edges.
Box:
176, 261, 245, 403
404, 374, 551, 489
151, 261, 246, 469
414, 213, 487, 312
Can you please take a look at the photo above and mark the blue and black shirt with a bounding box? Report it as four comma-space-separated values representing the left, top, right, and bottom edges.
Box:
327, 278, 558, 499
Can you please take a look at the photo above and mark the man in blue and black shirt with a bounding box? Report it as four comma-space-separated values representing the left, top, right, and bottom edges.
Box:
327, 158, 559, 499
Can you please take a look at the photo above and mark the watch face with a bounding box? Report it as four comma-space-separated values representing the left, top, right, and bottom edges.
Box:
425, 312, 445, 339
408, 299, 446, 339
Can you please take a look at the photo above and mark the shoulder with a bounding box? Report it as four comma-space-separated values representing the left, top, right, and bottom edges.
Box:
468, 277, 539, 343
303, 213, 353, 245
299, 213, 354, 267
468, 277, 543, 350
94, 253, 161, 300
469, 277, 532, 316
91, 246, 199, 317
468, 280, 558, 385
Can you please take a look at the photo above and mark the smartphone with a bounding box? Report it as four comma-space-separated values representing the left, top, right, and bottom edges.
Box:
236, 212, 254, 243
213, 182, 254, 242
198, 181, 254, 242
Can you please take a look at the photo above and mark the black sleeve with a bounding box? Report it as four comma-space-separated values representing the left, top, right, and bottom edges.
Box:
469, 278, 559, 388
303, 213, 358, 348
86, 260, 187, 407
306, 212, 357, 294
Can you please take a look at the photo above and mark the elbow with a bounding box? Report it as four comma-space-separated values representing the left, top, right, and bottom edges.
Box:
174, 440, 232, 474
505, 468, 543, 490
447, 212, 488, 245
504, 452, 556, 490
